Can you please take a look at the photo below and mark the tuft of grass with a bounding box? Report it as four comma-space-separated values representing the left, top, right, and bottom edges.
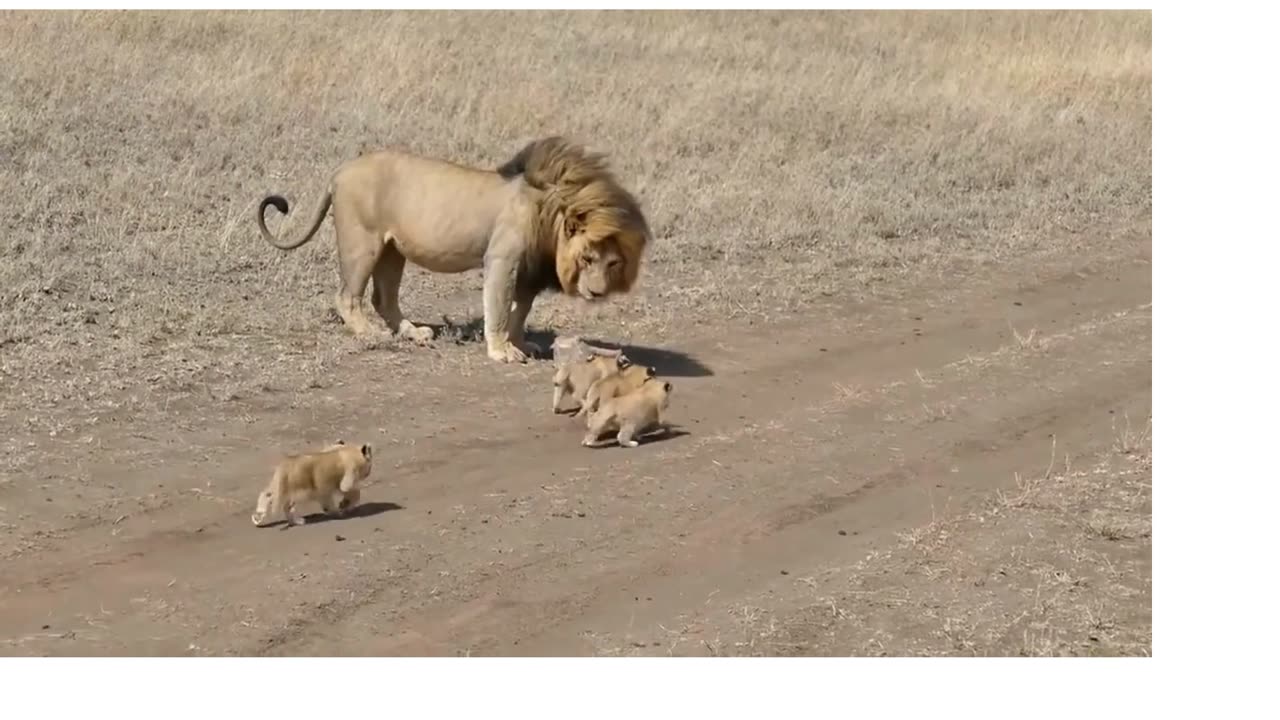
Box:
1112, 412, 1152, 468
1007, 322, 1046, 353
996, 435, 1058, 510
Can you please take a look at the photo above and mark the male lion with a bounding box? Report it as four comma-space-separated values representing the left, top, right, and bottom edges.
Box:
256, 136, 651, 364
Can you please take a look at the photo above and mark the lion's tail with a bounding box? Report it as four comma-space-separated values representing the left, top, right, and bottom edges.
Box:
257, 190, 333, 251
496, 136, 612, 192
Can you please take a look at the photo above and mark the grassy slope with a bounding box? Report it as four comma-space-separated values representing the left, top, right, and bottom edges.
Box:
1, 10, 1149, 413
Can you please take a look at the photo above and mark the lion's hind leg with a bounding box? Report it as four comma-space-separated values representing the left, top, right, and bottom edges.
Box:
617, 423, 641, 448
251, 488, 274, 527
283, 498, 306, 527
338, 487, 361, 516
331, 213, 384, 338
252, 467, 286, 527
552, 366, 573, 413
372, 246, 434, 345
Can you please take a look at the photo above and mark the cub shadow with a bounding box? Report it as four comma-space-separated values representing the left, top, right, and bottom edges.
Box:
583, 424, 692, 449
261, 501, 405, 529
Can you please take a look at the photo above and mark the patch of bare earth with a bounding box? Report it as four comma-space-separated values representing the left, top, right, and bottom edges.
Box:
704, 434, 1151, 657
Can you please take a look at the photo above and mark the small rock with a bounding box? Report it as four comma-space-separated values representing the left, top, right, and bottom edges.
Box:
838, 530, 848, 536
335, 535, 346, 542
780, 570, 789, 575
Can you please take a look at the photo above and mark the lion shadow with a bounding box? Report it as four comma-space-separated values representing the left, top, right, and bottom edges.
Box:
262, 501, 405, 529
589, 341, 712, 378
418, 318, 713, 377
423, 317, 555, 356
411, 316, 481, 347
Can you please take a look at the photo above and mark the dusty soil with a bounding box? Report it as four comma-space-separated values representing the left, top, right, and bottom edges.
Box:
0, 241, 1150, 656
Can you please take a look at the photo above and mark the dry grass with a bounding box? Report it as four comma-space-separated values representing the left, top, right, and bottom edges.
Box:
0, 9, 1149, 432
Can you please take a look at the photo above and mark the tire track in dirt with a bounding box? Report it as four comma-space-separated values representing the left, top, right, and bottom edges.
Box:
255, 255, 1150, 656
0, 254, 1126, 561
521, 318, 1151, 655
288, 293, 1150, 655
0, 250, 1149, 656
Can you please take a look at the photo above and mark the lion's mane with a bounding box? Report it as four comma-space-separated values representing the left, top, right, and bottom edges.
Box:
498, 136, 651, 294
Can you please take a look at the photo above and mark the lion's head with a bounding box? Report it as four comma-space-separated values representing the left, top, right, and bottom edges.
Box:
502, 137, 651, 300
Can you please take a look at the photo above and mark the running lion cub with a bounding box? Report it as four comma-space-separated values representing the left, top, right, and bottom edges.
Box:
251, 440, 373, 528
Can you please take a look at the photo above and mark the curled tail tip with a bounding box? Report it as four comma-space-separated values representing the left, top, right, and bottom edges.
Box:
259, 194, 290, 216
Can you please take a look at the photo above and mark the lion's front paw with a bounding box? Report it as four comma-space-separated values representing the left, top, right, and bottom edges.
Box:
488, 341, 529, 364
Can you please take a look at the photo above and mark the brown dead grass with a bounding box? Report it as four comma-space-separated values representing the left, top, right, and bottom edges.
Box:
0, 10, 1149, 453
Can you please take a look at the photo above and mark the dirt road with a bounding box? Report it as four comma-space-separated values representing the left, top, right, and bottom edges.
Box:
0, 246, 1151, 656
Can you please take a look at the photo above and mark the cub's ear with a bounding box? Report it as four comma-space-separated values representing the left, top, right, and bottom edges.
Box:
361, 443, 373, 459
664, 382, 673, 392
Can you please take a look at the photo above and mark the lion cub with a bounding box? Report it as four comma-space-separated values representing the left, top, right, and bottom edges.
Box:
581, 364, 657, 422
582, 378, 673, 449
251, 440, 373, 528
552, 352, 629, 416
